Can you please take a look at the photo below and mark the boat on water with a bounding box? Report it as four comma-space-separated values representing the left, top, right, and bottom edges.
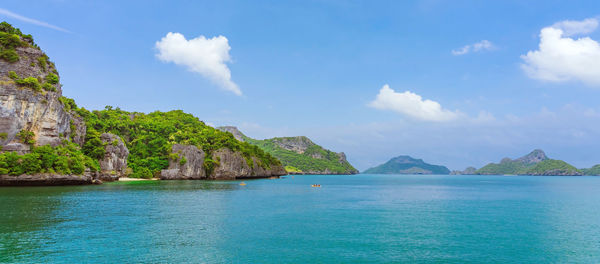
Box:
311, 184, 321, 188
240, 182, 247, 186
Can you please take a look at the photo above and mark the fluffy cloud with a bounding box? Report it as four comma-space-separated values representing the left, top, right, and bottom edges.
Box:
521, 18, 600, 86
368, 84, 459, 122
155, 32, 241, 95
452, 40, 494, 55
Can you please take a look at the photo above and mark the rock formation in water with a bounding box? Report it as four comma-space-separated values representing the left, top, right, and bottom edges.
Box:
217, 126, 358, 175
161, 144, 286, 180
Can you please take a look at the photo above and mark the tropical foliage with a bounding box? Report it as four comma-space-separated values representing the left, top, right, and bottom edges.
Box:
244, 136, 357, 174
75, 106, 280, 178
0, 142, 99, 176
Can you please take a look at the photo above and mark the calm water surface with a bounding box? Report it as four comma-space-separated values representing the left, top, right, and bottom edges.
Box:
1, 174, 600, 263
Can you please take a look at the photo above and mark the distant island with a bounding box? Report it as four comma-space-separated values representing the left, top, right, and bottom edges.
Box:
453, 149, 599, 176
363, 155, 450, 175
217, 126, 358, 175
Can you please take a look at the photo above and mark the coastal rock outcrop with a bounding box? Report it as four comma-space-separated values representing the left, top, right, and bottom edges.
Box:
160, 144, 206, 180
0, 172, 97, 186
97, 133, 129, 181
160, 144, 286, 180
0, 43, 85, 152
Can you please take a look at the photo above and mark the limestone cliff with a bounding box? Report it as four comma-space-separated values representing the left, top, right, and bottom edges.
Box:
97, 133, 129, 181
0, 28, 84, 153
161, 144, 286, 180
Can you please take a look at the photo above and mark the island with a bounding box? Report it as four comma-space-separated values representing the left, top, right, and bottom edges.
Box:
474, 149, 582, 176
217, 126, 358, 175
363, 155, 450, 175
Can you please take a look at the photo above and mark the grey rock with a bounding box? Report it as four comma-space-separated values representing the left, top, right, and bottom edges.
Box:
160, 144, 206, 180
217, 126, 246, 142
161, 144, 287, 180
0, 39, 80, 151
0, 171, 96, 186
514, 149, 548, 164
98, 133, 129, 181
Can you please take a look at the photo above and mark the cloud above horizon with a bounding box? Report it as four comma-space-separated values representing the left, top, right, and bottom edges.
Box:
155, 32, 241, 95
452, 40, 494, 55
0, 8, 70, 33
368, 84, 459, 122
521, 18, 600, 86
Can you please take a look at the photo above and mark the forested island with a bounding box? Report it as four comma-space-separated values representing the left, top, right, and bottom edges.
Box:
363, 155, 450, 175
218, 126, 358, 175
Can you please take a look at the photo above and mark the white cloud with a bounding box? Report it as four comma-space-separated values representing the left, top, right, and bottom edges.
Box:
452, 40, 494, 55
368, 84, 459, 122
0, 8, 70, 33
521, 18, 600, 86
551, 18, 598, 36
155, 32, 241, 95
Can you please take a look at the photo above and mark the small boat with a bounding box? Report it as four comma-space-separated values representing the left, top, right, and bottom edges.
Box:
239, 182, 247, 186
311, 184, 321, 188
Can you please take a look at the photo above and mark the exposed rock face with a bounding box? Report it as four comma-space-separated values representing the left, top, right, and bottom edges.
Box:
217, 126, 246, 142
0, 171, 98, 186
160, 144, 206, 180
0, 41, 83, 152
97, 133, 129, 181
272, 136, 314, 154
161, 144, 287, 180
514, 149, 548, 164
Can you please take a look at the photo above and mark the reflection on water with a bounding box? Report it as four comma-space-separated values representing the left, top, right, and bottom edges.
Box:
1, 175, 600, 263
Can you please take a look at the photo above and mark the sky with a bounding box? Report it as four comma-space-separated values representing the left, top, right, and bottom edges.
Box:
2, 0, 600, 171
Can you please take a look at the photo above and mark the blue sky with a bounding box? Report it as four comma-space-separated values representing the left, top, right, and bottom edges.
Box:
3, 0, 600, 170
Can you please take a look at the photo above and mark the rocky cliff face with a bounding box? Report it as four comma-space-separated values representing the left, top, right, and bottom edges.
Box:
217, 126, 246, 142
0, 36, 84, 153
161, 144, 207, 180
98, 133, 129, 181
161, 144, 286, 180
271, 136, 314, 154
514, 149, 548, 164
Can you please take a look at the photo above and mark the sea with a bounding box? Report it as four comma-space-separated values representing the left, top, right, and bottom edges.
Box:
1, 174, 600, 263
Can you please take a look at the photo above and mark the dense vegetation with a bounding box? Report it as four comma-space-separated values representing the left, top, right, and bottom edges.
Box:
583, 165, 600, 176
475, 159, 530, 175
244, 136, 358, 174
476, 150, 582, 175
363, 155, 450, 174
0, 139, 98, 176
74, 106, 280, 178
0, 22, 34, 63
8, 71, 57, 92
524, 159, 581, 175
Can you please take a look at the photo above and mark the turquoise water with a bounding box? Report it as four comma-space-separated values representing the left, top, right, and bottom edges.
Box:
1, 174, 600, 263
